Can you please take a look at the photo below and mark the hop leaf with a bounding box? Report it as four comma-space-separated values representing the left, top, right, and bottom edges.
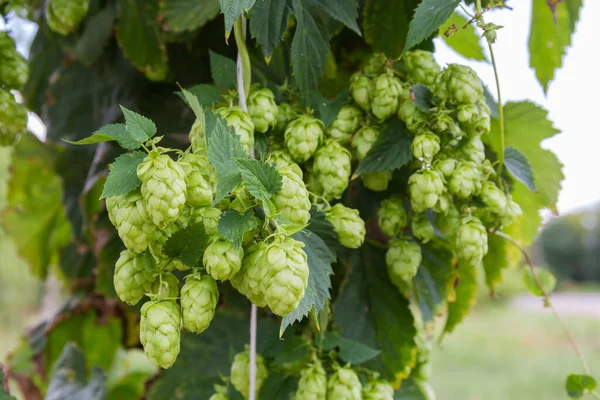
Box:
217, 106, 255, 154
140, 300, 181, 369
45, 0, 90, 35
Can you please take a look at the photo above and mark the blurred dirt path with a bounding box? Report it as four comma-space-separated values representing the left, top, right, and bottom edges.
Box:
512, 293, 600, 317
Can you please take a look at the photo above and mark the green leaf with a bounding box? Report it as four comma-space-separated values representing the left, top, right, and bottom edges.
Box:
440, 12, 486, 61
522, 267, 557, 297
116, 0, 168, 81
404, 0, 460, 52
46, 343, 106, 400
249, 0, 291, 58
487, 102, 563, 251
529, 0, 582, 92
100, 152, 146, 199
395, 377, 435, 399
218, 209, 258, 250
355, 120, 412, 176
504, 146, 537, 191
177, 84, 222, 107
334, 244, 417, 380
258, 371, 298, 399
321, 333, 382, 364
262, 334, 311, 366
235, 159, 282, 216
219, 0, 256, 37
410, 84, 433, 112
306, 207, 338, 255
164, 223, 210, 267
120, 106, 157, 139
209, 50, 237, 89
0, 369, 15, 400
566, 374, 598, 399
315, 0, 360, 35
363, 0, 419, 57
105, 349, 157, 400
414, 243, 454, 323
160, 0, 221, 32
281, 210, 336, 334
482, 234, 509, 293
65, 124, 147, 150
444, 262, 477, 334
307, 89, 348, 128
74, 5, 116, 66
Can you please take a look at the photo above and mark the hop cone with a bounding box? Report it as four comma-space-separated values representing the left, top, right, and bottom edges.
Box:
327, 105, 362, 144
217, 106, 255, 154
180, 152, 216, 207
180, 273, 219, 333
267, 147, 295, 168
151, 272, 180, 299
456, 216, 488, 265
480, 181, 507, 215
456, 102, 491, 137
114, 251, 156, 306
411, 131, 441, 163
402, 50, 441, 85
500, 196, 522, 226
137, 154, 187, 228
436, 204, 460, 238
351, 125, 379, 161
371, 73, 403, 121
363, 380, 394, 400
398, 100, 427, 132
260, 238, 309, 316
429, 111, 458, 136
326, 366, 362, 400
247, 88, 279, 133
189, 206, 222, 236
273, 164, 311, 227
312, 139, 352, 201
140, 300, 181, 369
362, 171, 392, 192
448, 161, 482, 199
189, 118, 207, 153
106, 190, 159, 253
203, 238, 244, 281
408, 169, 445, 212
433, 157, 458, 179
363, 52, 387, 77
0, 89, 27, 146
284, 115, 324, 163
325, 204, 366, 249
412, 213, 435, 243
0, 33, 28, 89
433, 64, 483, 104
276, 103, 299, 131
458, 136, 485, 164
230, 347, 269, 398
386, 238, 422, 286
45, 0, 90, 35
377, 198, 408, 237
230, 243, 268, 307
349, 72, 373, 111
295, 359, 327, 400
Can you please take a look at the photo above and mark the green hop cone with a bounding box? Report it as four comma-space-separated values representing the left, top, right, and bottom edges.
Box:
433, 64, 483, 104
457, 102, 491, 137
230, 347, 269, 398
386, 238, 422, 286
327, 105, 362, 144
140, 300, 181, 369
459, 137, 486, 164
267, 147, 295, 168
230, 243, 268, 307
0, 89, 27, 146
432, 191, 451, 215
480, 181, 507, 215
436, 204, 460, 238
179, 153, 215, 208
106, 190, 159, 253
247, 88, 279, 133
411, 131, 441, 163
284, 115, 324, 163
408, 169, 445, 212
371, 73, 403, 121
363, 52, 388, 77
151, 272, 180, 299
189, 206, 222, 236
362, 171, 393, 192
137, 154, 187, 228
363, 380, 394, 400
295, 359, 327, 400
398, 100, 427, 132
428, 111, 459, 136
378, 197, 408, 237
0, 33, 28, 89
402, 50, 441, 85
351, 125, 379, 161
500, 196, 523, 226
276, 103, 299, 131
189, 118, 207, 153
433, 157, 458, 178
456, 216, 488, 265
260, 237, 309, 316
411, 213, 435, 243
312, 139, 352, 201
325, 204, 366, 249
448, 161, 482, 199
273, 164, 311, 227
217, 106, 255, 154
326, 365, 362, 400
113, 251, 156, 306
203, 238, 244, 281
45, 0, 90, 35
180, 273, 219, 334
349, 72, 373, 111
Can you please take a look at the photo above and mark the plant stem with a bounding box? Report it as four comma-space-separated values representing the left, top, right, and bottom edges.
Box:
494, 231, 592, 376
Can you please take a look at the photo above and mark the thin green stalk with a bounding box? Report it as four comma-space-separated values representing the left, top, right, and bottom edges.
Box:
234, 17, 251, 105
